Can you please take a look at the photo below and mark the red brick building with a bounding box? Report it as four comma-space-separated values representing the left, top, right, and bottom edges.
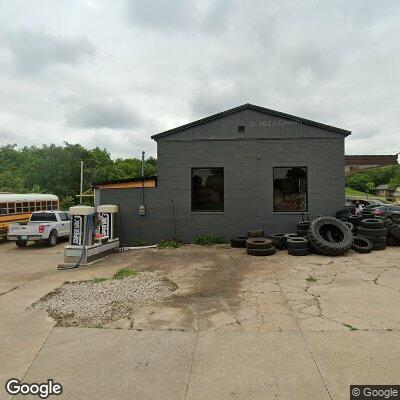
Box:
345, 154, 398, 174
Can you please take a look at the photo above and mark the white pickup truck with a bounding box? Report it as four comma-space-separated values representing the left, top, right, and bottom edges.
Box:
7, 210, 70, 247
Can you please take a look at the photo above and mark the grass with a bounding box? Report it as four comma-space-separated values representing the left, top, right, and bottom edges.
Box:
195, 234, 225, 245
343, 323, 358, 331
158, 239, 181, 249
345, 187, 386, 201
113, 268, 138, 280
306, 276, 318, 283
135, 239, 146, 247
93, 277, 107, 283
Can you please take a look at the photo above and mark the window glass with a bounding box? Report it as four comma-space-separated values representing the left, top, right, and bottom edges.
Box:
0, 203, 7, 215
16, 203, 22, 213
30, 213, 57, 222
192, 168, 224, 212
59, 213, 69, 221
273, 167, 308, 212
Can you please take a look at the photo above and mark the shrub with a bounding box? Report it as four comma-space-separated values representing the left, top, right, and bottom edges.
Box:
195, 234, 225, 245
158, 240, 181, 249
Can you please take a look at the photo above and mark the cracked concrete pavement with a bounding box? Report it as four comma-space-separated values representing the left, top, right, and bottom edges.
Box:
1, 240, 400, 399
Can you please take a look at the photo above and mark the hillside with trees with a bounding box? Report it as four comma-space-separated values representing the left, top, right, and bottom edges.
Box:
0, 143, 156, 209
346, 165, 400, 194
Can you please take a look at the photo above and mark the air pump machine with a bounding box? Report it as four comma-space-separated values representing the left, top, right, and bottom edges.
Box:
58, 205, 120, 269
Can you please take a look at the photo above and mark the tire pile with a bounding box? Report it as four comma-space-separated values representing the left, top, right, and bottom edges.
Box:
230, 211, 400, 257
355, 219, 387, 251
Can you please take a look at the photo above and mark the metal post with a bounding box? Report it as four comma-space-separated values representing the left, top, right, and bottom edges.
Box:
141, 151, 145, 205
80, 161, 84, 205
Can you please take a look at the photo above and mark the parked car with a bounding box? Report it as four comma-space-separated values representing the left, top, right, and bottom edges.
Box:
7, 210, 70, 247
373, 204, 400, 220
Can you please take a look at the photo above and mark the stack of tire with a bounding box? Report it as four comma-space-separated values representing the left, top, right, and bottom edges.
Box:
297, 221, 311, 237
308, 217, 353, 256
385, 219, 400, 247
356, 219, 387, 251
286, 237, 310, 256
246, 237, 276, 256
360, 208, 375, 219
347, 214, 363, 228
231, 229, 266, 248
336, 208, 351, 222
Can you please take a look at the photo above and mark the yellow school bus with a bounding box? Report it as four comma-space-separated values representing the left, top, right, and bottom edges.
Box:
0, 193, 59, 238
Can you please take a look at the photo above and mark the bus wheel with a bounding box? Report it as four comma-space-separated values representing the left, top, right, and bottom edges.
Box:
16, 240, 27, 247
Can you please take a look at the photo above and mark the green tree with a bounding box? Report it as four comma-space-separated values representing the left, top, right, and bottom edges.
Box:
0, 170, 25, 192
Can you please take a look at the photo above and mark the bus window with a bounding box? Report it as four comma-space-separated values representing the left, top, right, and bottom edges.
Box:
52, 201, 59, 210
16, 203, 22, 213
29, 202, 35, 211
7, 203, 15, 214
22, 202, 29, 211
0, 203, 7, 215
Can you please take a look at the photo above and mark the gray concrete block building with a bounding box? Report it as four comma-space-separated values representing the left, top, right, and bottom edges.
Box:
95, 104, 351, 246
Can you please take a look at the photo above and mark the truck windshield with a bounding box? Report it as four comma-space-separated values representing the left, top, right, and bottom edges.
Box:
30, 213, 57, 222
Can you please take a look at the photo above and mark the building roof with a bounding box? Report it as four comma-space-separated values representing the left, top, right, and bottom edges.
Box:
92, 176, 157, 187
393, 187, 400, 197
345, 154, 398, 166
151, 103, 351, 140
375, 184, 390, 190
0, 193, 58, 203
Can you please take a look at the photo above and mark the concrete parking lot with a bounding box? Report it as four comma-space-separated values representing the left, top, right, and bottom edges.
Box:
1, 240, 400, 399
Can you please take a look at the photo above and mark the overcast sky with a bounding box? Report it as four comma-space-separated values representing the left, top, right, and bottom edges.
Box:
0, 0, 399, 159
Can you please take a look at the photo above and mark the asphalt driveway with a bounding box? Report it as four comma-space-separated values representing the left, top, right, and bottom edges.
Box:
1, 240, 399, 399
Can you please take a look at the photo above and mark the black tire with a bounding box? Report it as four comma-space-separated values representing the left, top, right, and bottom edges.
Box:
231, 237, 248, 248
308, 217, 353, 256
358, 235, 386, 244
348, 215, 362, 226
297, 221, 312, 230
386, 220, 400, 240
246, 238, 274, 250
288, 248, 310, 256
386, 236, 400, 247
247, 247, 276, 256
271, 233, 285, 250
16, 240, 27, 247
296, 229, 309, 237
351, 236, 372, 254
359, 218, 385, 229
48, 230, 58, 247
372, 243, 386, 251
344, 222, 354, 232
286, 237, 310, 250
283, 233, 297, 244
247, 230, 264, 238
356, 227, 387, 237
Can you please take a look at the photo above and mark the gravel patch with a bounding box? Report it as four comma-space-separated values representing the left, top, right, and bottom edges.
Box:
31, 272, 178, 327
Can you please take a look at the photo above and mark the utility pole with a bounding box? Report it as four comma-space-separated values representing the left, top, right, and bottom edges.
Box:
80, 161, 84, 205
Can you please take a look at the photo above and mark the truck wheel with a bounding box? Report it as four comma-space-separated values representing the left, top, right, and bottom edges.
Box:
48, 231, 58, 247
16, 240, 27, 247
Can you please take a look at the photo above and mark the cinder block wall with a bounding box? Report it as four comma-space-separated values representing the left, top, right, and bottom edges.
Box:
100, 109, 346, 245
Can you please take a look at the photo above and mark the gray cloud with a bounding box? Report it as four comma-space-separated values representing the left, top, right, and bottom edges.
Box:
1, 28, 96, 74
0, 0, 399, 158
66, 100, 143, 130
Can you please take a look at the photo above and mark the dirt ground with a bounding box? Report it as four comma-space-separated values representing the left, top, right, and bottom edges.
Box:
75, 244, 400, 332
1, 241, 400, 400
